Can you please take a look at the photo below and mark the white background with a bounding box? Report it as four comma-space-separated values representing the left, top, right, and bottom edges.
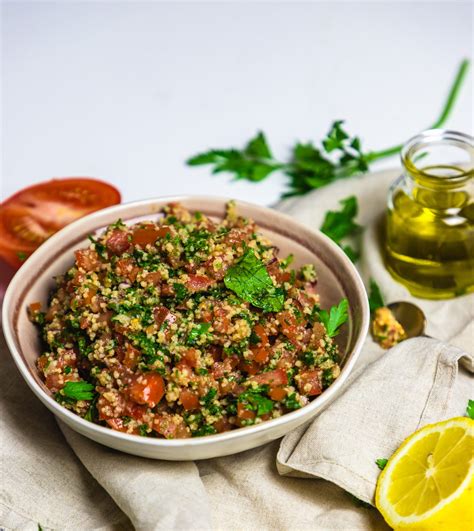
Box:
1, 1, 473, 206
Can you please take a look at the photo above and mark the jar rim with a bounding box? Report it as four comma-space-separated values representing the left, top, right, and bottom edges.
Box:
401, 129, 474, 184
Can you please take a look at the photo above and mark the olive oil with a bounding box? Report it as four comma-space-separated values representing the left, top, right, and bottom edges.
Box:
385, 130, 474, 299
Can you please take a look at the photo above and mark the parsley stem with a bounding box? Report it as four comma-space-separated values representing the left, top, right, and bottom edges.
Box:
367, 58, 470, 162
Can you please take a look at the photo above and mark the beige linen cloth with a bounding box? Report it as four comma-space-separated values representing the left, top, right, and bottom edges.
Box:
1, 168, 473, 530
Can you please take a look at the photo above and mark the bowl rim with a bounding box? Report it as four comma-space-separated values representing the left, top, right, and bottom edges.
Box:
2, 195, 369, 448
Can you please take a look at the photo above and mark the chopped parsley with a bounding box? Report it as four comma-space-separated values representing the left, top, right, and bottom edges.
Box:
187, 323, 211, 346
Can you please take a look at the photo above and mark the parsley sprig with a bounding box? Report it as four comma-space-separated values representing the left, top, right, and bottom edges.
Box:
187, 60, 469, 198
318, 299, 349, 337
320, 196, 360, 262
368, 279, 385, 313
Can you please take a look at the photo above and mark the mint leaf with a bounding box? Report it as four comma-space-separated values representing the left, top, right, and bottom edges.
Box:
319, 298, 349, 337
224, 248, 284, 312
376, 458, 388, 470
467, 399, 474, 420
62, 381, 95, 401
368, 279, 385, 313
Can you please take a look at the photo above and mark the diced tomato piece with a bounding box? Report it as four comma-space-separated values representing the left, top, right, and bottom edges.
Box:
124, 401, 148, 421
143, 271, 161, 286
182, 348, 198, 368
132, 225, 170, 246
153, 413, 191, 439
179, 390, 200, 410
153, 306, 177, 331
297, 370, 322, 396
115, 258, 139, 282
277, 311, 306, 346
310, 322, 326, 348
75, 249, 101, 271
237, 402, 256, 421
224, 226, 254, 247
269, 387, 287, 401
251, 368, 288, 387
213, 416, 232, 433
201, 302, 231, 333
239, 359, 260, 375
117, 344, 141, 369
250, 324, 270, 364
29, 301, 42, 313
127, 372, 165, 407
106, 229, 131, 255
186, 274, 213, 293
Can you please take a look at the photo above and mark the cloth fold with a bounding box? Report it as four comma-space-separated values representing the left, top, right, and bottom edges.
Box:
277, 337, 473, 504
1, 168, 473, 530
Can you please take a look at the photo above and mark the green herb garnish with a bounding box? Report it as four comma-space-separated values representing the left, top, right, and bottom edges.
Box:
238, 388, 274, 416
466, 399, 474, 420
187, 131, 283, 183
376, 458, 388, 470
187, 323, 211, 346
368, 279, 385, 313
320, 196, 360, 262
17, 251, 28, 262
283, 393, 301, 410
186, 60, 469, 198
318, 299, 349, 337
61, 381, 95, 401
224, 248, 284, 312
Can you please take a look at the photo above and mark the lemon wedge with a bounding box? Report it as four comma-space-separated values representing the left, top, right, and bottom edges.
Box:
376, 417, 474, 530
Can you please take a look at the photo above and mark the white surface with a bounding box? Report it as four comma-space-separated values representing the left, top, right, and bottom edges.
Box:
1, 1, 473, 205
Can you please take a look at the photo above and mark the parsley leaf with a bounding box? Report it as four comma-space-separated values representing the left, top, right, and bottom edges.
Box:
320, 196, 360, 262
187, 131, 283, 183
319, 298, 349, 337
283, 393, 301, 410
376, 458, 388, 470
238, 389, 274, 416
61, 381, 95, 401
466, 399, 474, 420
368, 279, 385, 313
224, 248, 284, 312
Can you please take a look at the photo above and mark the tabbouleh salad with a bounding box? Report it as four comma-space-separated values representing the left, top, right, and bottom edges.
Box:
29, 202, 348, 439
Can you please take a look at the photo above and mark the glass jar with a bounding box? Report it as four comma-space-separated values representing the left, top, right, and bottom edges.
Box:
385, 129, 474, 299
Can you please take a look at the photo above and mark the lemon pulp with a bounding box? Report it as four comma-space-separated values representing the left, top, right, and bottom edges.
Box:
376, 417, 474, 530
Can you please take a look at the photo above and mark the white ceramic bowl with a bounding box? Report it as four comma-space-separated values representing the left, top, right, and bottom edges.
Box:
2, 196, 369, 460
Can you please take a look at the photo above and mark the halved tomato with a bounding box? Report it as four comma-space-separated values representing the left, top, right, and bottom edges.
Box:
0, 178, 121, 269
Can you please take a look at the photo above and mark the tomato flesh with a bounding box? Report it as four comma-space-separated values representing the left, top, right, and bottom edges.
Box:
0, 178, 120, 269
127, 372, 165, 407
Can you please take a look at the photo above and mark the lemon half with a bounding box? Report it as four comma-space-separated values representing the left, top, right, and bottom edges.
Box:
376, 417, 474, 530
